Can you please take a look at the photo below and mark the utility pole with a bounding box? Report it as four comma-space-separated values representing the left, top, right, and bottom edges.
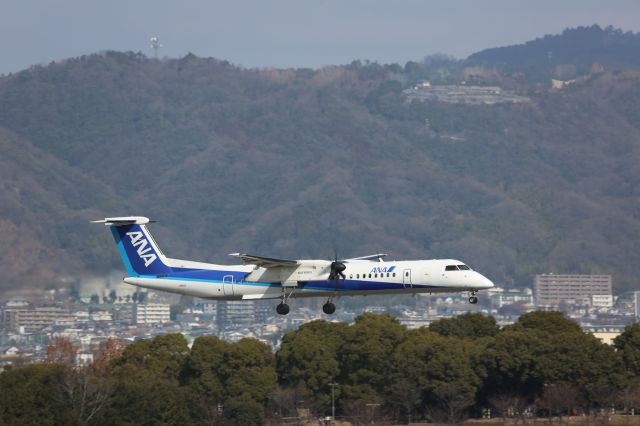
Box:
329, 382, 338, 422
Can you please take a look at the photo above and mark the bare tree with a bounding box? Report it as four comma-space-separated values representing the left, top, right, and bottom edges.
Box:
46, 337, 77, 366
344, 399, 386, 426
537, 383, 580, 425
55, 366, 112, 425
386, 379, 419, 423
269, 385, 314, 420
430, 383, 475, 425
584, 385, 618, 426
618, 383, 640, 415
489, 394, 521, 426
91, 338, 125, 376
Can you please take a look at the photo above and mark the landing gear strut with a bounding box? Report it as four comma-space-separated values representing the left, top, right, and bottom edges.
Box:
276, 286, 295, 315
323, 300, 336, 315
468, 291, 478, 304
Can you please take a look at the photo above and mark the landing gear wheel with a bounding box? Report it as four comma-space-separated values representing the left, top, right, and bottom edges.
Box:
276, 303, 290, 315
322, 302, 336, 315
468, 296, 478, 304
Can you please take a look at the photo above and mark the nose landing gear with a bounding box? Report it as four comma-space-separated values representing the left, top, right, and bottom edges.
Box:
468, 291, 478, 304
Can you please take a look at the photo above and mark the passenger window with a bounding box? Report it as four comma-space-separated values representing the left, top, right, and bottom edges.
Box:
375, 273, 378, 278
387, 273, 389, 277
445, 265, 459, 271
393, 273, 396, 277
458, 265, 470, 270
369, 274, 372, 278
356, 274, 359, 279
349, 274, 353, 279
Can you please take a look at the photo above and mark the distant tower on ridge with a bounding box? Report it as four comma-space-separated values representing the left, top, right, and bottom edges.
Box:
150, 36, 163, 59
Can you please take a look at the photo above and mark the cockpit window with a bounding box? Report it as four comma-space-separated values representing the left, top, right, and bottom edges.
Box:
458, 265, 470, 270
445, 265, 459, 271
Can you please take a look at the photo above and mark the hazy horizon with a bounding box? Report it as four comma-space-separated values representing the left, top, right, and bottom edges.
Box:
1, 0, 639, 74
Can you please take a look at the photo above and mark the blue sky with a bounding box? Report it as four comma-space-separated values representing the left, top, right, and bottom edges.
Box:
1, 0, 639, 74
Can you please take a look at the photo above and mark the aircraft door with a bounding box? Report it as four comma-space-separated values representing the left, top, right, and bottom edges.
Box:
223, 275, 235, 296
403, 269, 412, 288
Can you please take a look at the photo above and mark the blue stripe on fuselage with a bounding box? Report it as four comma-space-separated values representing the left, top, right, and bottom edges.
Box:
130, 273, 432, 293
300, 280, 409, 292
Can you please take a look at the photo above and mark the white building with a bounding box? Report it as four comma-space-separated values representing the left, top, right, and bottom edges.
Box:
76, 352, 94, 367
591, 295, 614, 308
489, 287, 534, 308
134, 304, 170, 324
90, 310, 113, 322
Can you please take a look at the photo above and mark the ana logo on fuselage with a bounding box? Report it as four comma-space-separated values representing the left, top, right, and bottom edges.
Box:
126, 231, 157, 267
370, 266, 396, 274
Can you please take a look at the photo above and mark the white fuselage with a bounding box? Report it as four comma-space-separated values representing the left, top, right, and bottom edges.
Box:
124, 258, 493, 300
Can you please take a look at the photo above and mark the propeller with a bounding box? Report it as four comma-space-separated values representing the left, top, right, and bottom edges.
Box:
328, 255, 346, 281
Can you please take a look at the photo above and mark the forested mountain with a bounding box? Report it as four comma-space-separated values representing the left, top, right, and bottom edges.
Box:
467, 25, 640, 81
1, 29, 639, 293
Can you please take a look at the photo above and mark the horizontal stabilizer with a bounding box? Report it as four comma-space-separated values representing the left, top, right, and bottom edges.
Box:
91, 216, 153, 226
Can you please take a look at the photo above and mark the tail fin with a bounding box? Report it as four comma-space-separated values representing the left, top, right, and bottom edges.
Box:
92, 216, 172, 276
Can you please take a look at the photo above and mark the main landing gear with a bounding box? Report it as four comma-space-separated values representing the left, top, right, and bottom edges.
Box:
276, 294, 336, 315
276, 286, 295, 315
323, 300, 336, 315
276, 303, 290, 315
468, 291, 478, 304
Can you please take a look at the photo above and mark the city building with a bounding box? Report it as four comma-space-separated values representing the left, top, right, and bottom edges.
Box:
90, 310, 113, 322
134, 303, 170, 324
4, 307, 75, 333
217, 301, 256, 327
403, 83, 530, 105
534, 274, 612, 307
113, 305, 134, 324
254, 302, 274, 323
583, 325, 626, 345
1, 300, 30, 331
591, 294, 614, 308
200, 302, 218, 315
488, 287, 534, 308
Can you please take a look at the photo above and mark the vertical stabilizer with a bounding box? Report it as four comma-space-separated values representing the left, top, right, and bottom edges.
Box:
92, 217, 172, 277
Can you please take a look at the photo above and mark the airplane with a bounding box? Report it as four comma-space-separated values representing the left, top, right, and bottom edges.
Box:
92, 216, 494, 315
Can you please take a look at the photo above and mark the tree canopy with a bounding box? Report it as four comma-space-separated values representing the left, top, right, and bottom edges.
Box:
0, 313, 636, 424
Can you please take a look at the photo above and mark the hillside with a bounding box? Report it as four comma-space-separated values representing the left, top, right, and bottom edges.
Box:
467, 25, 640, 81
0, 48, 639, 293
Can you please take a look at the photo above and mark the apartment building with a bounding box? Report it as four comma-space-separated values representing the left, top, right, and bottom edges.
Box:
534, 274, 612, 306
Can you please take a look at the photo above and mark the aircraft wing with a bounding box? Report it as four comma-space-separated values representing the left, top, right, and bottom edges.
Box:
344, 253, 388, 262
228, 253, 299, 268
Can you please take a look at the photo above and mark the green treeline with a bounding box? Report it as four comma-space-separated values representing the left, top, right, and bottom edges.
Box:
2, 312, 640, 425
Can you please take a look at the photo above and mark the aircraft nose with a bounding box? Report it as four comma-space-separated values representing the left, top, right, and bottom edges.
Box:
484, 276, 495, 288
476, 273, 494, 289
